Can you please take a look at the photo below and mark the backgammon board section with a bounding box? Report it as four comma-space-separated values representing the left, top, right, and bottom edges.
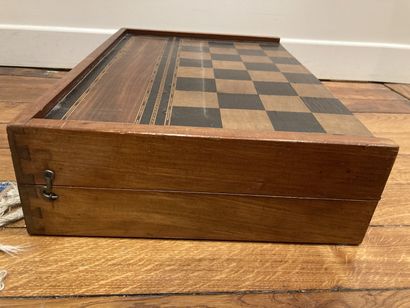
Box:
45, 34, 371, 136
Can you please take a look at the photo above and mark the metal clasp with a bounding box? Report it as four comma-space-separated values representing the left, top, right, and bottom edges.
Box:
41, 169, 58, 201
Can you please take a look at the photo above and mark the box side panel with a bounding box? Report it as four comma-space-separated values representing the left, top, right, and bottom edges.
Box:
11, 125, 397, 200
21, 185, 376, 244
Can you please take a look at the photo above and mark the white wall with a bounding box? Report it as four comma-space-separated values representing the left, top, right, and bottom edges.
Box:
0, 0, 409, 82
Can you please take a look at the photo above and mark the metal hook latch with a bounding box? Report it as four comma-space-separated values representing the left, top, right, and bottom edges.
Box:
41, 169, 58, 201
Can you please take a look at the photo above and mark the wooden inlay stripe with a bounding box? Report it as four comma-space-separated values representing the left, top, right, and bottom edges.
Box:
45, 34, 131, 119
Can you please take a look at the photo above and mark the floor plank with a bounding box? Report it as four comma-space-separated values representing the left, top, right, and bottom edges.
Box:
0, 289, 409, 307
355, 113, 410, 155
0, 67, 66, 79
323, 82, 410, 113
0, 148, 15, 180
0, 227, 409, 297
0, 76, 57, 103
386, 83, 410, 100
0, 124, 8, 149
372, 183, 410, 225
0, 101, 30, 124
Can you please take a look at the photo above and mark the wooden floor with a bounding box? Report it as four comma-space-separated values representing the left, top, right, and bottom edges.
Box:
0, 67, 410, 307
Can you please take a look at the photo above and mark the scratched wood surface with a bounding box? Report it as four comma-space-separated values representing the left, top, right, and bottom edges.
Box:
0, 67, 409, 306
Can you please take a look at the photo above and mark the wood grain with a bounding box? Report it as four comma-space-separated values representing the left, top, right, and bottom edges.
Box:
0, 67, 66, 79
355, 113, 410, 154
0, 76, 57, 103
0, 124, 8, 149
0, 148, 15, 180
0, 227, 409, 297
20, 185, 376, 244
324, 82, 410, 113
66, 36, 167, 122
0, 101, 29, 124
1, 289, 410, 307
386, 83, 410, 100
9, 123, 397, 200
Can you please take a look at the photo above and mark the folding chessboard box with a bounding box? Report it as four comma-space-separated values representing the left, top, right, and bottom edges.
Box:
8, 28, 398, 244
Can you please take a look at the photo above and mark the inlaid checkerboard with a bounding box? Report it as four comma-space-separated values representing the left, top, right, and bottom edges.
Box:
47, 35, 371, 136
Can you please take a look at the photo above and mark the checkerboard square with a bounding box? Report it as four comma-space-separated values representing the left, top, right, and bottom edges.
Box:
260, 95, 310, 112
214, 69, 251, 80
234, 43, 263, 50
172, 90, 219, 108
170, 106, 222, 128
314, 114, 372, 136
268, 111, 325, 133
176, 77, 216, 92
180, 58, 212, 68
221, 109, 273, 130
209, 47, 238, 55
284, 73, 320, 84
276, 64, 310, 74
260, 43, 283, 50
248, 71, 287, 82
208, 41, 235, 47
237, 49, 265, 56
254, 81, 297, 96
211, 54, 241, 61
301, 97, 352, 114
216, 80, 257, 94
177, 67, 214, 79
179, 51, 211, 60
181, 45, 210, 52
244, 62, 278, 71
264, 50, 293, 58
212, 60, 246, 70
218, 93, 264, 109
291, 84, 334, 98
240, 55, 272, 64
270, 57, 300, 65
181, 40, 209, 48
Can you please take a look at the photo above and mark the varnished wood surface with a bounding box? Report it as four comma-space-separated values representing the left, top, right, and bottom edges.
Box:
386, 83, 410, 100
9, 123, 397, 200
20, 185, 376, 244
0, 227, 410, 297
0, 67, 410, 305
1, 289, 410, 307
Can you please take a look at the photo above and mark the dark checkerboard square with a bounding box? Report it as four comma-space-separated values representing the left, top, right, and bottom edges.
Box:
176, 77, 216, 92
181, 45, 210, 52
211, 54, 241, 61
260, 43, 283, 50
254, 81, 297, 96
283, 73, 320, 84
208, 41, 235, 47
218, 93, 264, 110
301, 97, 352, 114
244, 62, 278, 72
171, 107, 222, 128
270, 57, 300, 65
214, 69, 251, 80
237, 49, 266, 56
268, 111, 325, 133
179, 58, 212, 68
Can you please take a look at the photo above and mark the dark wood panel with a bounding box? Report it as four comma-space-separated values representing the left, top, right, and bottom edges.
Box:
20, 185, 376, 244
66, 36, 167, 122
0, 227, 409, 297
9, 122, 397, 200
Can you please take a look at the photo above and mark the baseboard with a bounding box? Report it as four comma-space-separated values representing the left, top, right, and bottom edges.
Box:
1, 25, 409, 83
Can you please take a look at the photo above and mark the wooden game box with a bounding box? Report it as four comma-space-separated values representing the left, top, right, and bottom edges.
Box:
7, 28, 398, 244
